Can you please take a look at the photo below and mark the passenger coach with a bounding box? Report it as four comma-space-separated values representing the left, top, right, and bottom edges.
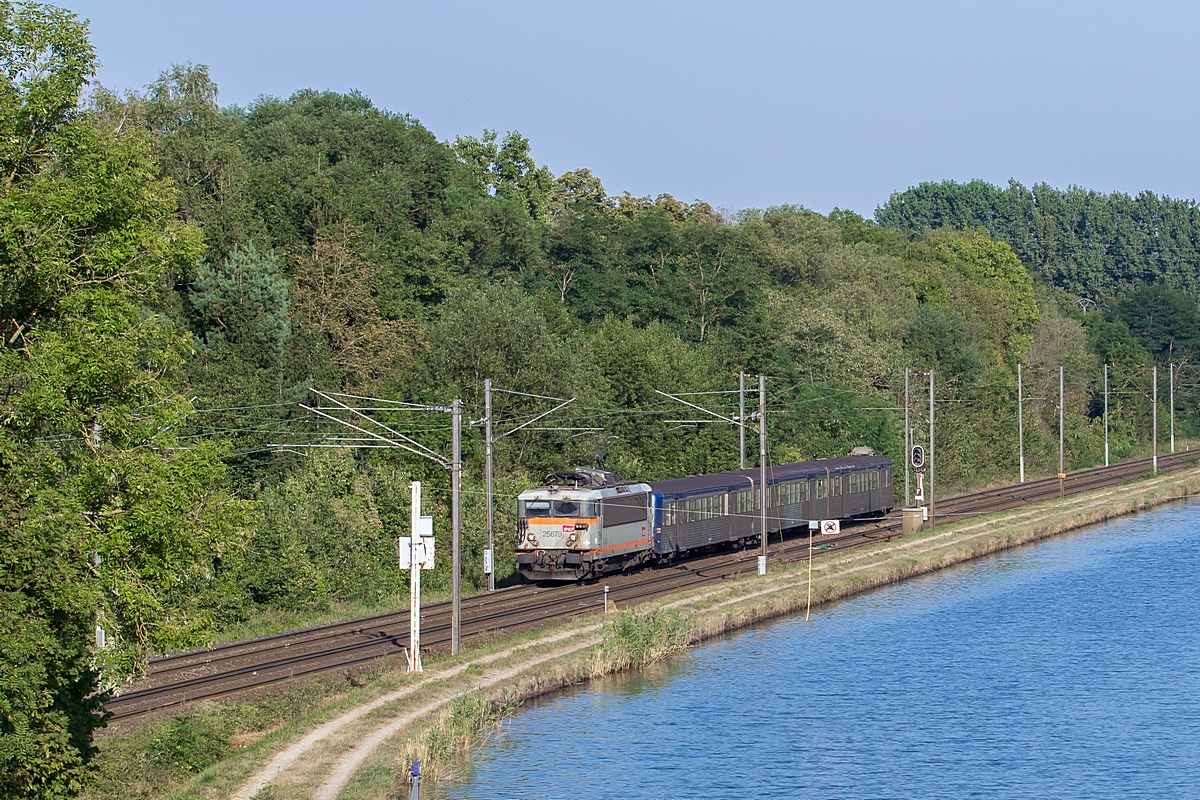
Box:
516, 454, 894, 581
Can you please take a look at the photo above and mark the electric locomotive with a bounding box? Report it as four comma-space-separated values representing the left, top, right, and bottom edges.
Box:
515, 468, 654, 581
516, 453, 894, 582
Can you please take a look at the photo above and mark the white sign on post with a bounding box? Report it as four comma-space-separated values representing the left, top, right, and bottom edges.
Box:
398, 516, 436, 570
820, 519, 840, 536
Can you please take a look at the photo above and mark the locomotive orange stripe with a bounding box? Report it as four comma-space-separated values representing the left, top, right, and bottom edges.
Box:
525, 517, 600, 525
516, 538, 653, 555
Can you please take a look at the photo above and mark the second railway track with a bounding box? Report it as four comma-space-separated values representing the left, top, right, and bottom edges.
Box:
106, 449, 1200, 721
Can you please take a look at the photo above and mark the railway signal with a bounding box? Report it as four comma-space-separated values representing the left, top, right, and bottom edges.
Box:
910, 445, 925, 470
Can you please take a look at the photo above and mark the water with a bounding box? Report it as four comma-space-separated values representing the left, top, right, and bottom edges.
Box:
435, 502, 1200, 799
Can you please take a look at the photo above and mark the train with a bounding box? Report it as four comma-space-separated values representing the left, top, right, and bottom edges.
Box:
515, 451, 895, 582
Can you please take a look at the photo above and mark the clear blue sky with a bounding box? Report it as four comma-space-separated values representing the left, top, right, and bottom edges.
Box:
64, 1, 1200, 216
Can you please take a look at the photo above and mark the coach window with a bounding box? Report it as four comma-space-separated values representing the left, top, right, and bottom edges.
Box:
816, 478, 826, 500
736, 487, 760, 513
833, 475, 843, 497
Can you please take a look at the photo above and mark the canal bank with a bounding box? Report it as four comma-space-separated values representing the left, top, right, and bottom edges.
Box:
85, 464, 1200, 800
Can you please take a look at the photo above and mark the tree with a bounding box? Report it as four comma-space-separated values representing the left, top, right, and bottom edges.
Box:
94, 63, 262, 265
290, 224, 415, 389
0, 5, 248, 794
453, 129, 554, 220
877, 179, 1200, 303
191, 242, 291, 365
1113, 284, 1200, 364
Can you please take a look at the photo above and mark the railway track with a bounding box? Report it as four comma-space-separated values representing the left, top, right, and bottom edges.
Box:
106, 449, 1200, 721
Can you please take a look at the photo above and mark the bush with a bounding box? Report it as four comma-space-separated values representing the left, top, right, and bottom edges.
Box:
591, 607, 694, 675
149, 713, 229, 774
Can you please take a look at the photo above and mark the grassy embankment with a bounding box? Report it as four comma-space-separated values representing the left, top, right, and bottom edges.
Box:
83, 463, 1200, 800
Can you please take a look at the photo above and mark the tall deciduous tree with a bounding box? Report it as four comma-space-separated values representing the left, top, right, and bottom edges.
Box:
0, 5, 249, 795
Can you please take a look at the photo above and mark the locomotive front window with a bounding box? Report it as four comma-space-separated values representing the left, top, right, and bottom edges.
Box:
520, 500, 551, 517
520, 499, 594, 517
552, 500, 580, 516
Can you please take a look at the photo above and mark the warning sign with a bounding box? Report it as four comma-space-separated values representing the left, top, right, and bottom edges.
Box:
820, 519, 840, 536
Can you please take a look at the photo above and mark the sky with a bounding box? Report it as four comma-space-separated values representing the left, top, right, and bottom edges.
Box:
63, 1, 1200, 216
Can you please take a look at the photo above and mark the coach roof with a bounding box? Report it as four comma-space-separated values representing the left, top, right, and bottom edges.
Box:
648, 455, 891, 497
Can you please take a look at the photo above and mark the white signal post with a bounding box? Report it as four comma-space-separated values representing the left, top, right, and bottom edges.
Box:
402, 481, 436, 672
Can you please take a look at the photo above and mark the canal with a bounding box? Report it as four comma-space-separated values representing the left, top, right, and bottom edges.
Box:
434, 500, 1200, 799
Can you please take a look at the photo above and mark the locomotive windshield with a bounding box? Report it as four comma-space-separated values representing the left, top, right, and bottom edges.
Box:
519, 499, 595, 517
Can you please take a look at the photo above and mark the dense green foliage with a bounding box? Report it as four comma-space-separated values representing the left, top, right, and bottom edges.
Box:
877, 178, 1200, 302
5, 5, 1200, 795
0, 5, 250, 796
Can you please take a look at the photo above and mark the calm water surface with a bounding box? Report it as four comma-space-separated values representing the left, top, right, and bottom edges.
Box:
437, 502, 1200, 799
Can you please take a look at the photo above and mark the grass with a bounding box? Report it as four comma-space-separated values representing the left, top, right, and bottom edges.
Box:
83, 659, 398, 799
391, 690, 523, 787
590, 607, 695, 676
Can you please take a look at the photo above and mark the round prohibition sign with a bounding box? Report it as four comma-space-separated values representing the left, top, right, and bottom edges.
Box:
820, 519, 840, 535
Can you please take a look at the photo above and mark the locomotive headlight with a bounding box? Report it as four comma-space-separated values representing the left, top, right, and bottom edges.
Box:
527, 534, 538, 548
566, 532, 579, 547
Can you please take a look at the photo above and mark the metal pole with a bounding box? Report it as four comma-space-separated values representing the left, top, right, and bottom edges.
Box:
806, 522, 814, 622
1059, 365, 1065, 497
904, 368, 911, 505
451, 399, 462, 654
1153, 366, 1158, 474
759, 375, 768, 575
739, 371, 746, 470
1018, 363, 1025, 483
409, 481, 422, 672
1104, 364, 1109, 467
1170, 363, 1175, 454
928, 370, 935, 529
484, 379, 494, 592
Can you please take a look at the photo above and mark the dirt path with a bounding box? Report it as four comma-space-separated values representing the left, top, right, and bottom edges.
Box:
233, 626, 599, 800
314, 634, 600, 800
